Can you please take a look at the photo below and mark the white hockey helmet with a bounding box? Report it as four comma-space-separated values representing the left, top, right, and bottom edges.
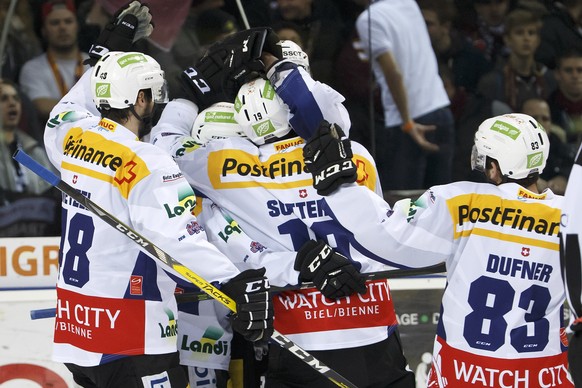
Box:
191, 102, 247, 144
233, 78, 292, 145
91, 51, 168, 110
471, 113, 549, 179
281, 40, 310, 74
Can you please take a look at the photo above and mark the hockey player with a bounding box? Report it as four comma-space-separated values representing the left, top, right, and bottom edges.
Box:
42, 3, 273, 387
303, 113, 574, 387
561, 144, 582, 387
151, 30, 415, 387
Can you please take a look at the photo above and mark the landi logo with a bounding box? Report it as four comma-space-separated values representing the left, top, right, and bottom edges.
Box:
527, 152, 544, 168
95, 83, 111, 98
163, 187, 196, 218
490, 120, 521, 140
253, 120, 275, 137
159, 309, 177, 339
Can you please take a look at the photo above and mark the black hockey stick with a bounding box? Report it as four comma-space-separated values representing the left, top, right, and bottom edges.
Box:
14, 150, 358, 388
175, 262, 446, 303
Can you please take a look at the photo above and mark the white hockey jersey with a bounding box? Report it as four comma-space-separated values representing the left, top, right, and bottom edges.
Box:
322, 181, 573, 387
151, 66, 397, 350
44, 70, 240, 367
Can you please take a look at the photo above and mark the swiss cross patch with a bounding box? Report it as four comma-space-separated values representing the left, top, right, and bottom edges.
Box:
299, 189, 307, 198
521, 247, 530, 257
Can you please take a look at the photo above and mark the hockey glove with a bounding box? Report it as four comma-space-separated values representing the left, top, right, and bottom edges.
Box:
303, 120, 357, 196
294, 240, 367, 299
220, 268, 274, 342
210, 27, 282, 97
180, 55, 230, 111
85, 1, 154, 66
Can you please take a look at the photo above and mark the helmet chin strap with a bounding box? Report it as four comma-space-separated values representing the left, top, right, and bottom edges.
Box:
129, 105, 153, 139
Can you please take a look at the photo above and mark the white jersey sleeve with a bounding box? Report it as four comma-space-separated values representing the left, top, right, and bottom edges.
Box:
322, 184, 453, 268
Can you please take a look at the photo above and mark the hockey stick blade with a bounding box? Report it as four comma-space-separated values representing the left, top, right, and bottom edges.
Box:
14, 150, 358, 388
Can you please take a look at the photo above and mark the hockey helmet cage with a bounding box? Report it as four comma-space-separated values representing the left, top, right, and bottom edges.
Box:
471, 113, 549, 179
91, 51, 168, 110
281, 40, 310, 74
233, 78, 292, 145
192, 102, 247, 144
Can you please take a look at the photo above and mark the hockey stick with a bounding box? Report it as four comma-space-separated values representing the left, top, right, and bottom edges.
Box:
14, 150, 358, 388
175, 262, 446, 303
31, 263, 446, 317
235, 0, 251, 29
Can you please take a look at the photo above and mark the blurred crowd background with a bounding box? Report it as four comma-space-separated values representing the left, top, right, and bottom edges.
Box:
1, 0, 580, 237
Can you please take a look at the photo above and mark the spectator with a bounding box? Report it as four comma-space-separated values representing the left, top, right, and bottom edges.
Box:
522, 97, 575, 195
195, 8, 239, 49
536, 0, 582, 69
0, 0, 44, 144
0, 79, 59, 237
19, 0, 89, 124
0, 0, 45, 143
171, 1, 231, 70
0, 0, 42, 82
459, 0, 513, 67
271, 20, 304, 47
438, 65, 512, 182
355, 0, 454, 190
477, 8, 556, 111
548, 49, 582, 147
222, 0, 271, 29
332, 0, 380, 153
0, 80, 52, 198
166, 1, 238, 98
419, 0, 491, 93
271, 0, 347, 86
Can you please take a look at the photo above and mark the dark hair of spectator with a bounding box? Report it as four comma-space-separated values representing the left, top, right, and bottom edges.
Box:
503, 8, 541, 35
417, 0, 456, 24
556, 48, 582, 69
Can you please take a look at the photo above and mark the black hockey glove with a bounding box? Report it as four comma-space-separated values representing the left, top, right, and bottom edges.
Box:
209, 27, 281, 97
180, 27, 282, 109
303, 120, 357, 196
85, 1, 153, 66
180, 55, 230, 111
220, 268, 274, 342
294, 240, 367, 299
